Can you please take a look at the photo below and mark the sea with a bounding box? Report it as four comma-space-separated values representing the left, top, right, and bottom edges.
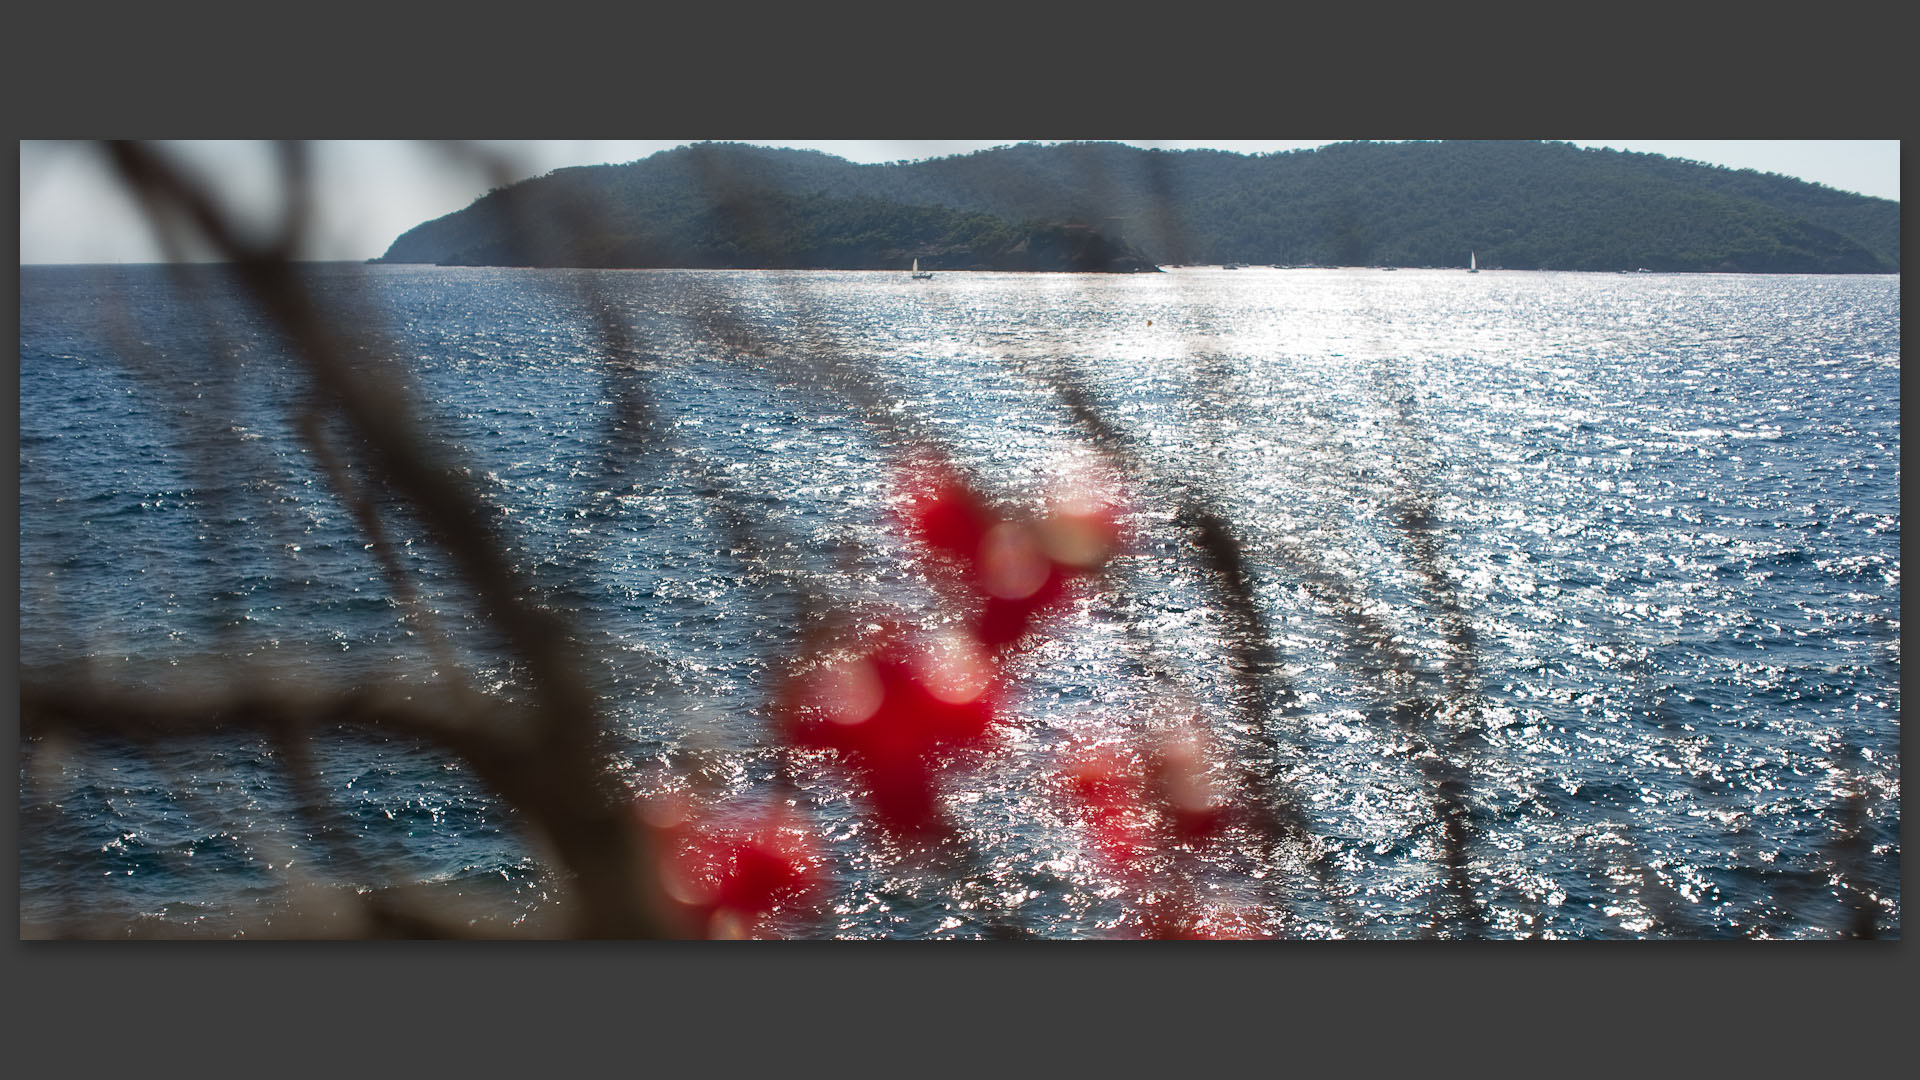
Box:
16, 263, 1901, 939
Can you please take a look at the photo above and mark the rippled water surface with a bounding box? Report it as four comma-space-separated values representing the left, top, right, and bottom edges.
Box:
19, 265, 1900, 938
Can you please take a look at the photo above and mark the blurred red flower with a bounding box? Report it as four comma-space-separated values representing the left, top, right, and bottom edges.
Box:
1059, 719, 1244, 938
1061, 744, 1155, 874
641, 796, 826, 939
897, 460, 1127, 649
780, 628, 1000, 835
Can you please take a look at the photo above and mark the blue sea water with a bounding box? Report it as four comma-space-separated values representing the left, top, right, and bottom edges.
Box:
17, 263, 1901, 938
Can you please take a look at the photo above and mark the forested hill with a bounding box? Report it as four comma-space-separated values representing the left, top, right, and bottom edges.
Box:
374, 141, 1900, 274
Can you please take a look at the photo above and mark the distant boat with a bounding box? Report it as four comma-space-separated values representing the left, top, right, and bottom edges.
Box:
1222, 262, 1241, 270
1469, 251, 1478, 273
911, 258, 933, 280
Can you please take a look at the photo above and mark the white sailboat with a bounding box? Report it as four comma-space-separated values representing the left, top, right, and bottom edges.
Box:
911, 258, 934, 280
1469, 251, 1479, 273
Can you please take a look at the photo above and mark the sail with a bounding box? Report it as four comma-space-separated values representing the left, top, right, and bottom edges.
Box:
1470, 252, 1477, 271
913, 259, 919, 273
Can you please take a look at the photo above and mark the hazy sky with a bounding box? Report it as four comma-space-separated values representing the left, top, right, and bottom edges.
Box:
18, 140, 1901, 265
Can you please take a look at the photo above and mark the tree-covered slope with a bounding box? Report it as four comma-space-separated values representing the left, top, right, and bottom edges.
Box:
379, 144, 1157, 271
375, 140, 1899, 273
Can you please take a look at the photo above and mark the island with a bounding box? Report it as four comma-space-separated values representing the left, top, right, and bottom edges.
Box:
372, 141, 1899, 275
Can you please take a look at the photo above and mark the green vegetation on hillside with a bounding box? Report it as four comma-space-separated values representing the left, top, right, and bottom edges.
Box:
375, 141, 1899, 273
